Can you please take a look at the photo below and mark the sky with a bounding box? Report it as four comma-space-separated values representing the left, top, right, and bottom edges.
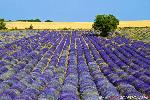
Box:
0, 0, 150, 22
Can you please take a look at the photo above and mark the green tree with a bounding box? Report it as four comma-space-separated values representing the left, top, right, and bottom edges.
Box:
17, 19, 41, 22
0, 19, 7, 30
92, 14, 119, 37
0, 18, 4, 21
34, 19, 41, 22
45, 20, 53, 22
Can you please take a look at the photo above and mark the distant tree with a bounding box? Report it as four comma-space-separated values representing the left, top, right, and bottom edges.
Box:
34, 19, 41, 22
0, 19, 7, 30
45, 20, 53, 22
92, 14, 119, 37
17, 19, 41, 22
0, 18, 4, 22
4, 19, 12, 22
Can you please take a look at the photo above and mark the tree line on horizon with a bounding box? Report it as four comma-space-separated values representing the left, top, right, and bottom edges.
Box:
0, 18, 53, 22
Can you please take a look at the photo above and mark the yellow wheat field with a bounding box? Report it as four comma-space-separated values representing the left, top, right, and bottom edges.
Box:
5, 20, 150, 29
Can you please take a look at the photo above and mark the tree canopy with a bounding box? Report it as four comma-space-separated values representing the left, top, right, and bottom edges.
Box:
92, 14, 119, 37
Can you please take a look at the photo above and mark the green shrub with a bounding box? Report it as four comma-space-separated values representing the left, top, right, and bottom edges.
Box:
93, 14, 119, 37
11, 27, 18, 31
15, 27, 18, 30
25, 24, 33, 30
61, 27, 71, 30
29, 24, 33, 29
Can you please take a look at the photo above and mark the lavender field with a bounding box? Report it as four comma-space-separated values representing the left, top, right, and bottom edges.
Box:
0, 30, 150, 100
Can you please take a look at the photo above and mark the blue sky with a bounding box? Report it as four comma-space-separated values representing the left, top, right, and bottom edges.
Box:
0, 0, 150, 22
